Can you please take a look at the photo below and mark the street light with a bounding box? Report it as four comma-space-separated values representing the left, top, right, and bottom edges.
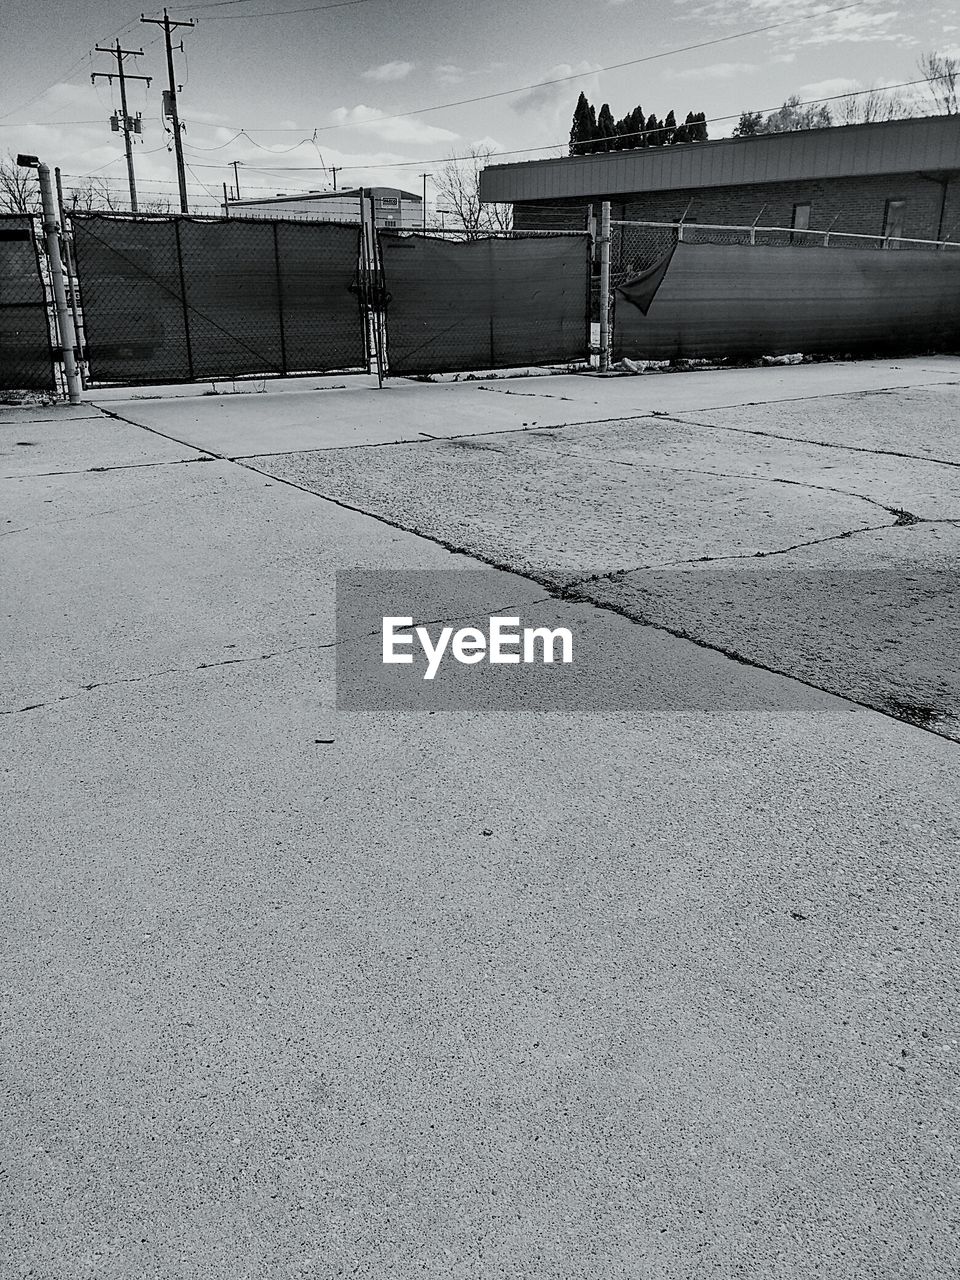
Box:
18, 153, 82, 404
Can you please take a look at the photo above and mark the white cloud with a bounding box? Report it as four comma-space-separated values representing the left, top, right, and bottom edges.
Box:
329, 104, 458, 145
362, 61, 414, 82
685, 0, 907, 49
799, 76, 862, 98
674, 60, 759, 80
435, 64, 465, 85
511, 63, 599, 115
469, 135, 507, 153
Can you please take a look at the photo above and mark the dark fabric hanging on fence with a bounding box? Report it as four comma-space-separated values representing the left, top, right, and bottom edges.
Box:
614, 241, 960, 362
0, 215, 56, 393
72, 214, 365, 385
378, 232, 591, 376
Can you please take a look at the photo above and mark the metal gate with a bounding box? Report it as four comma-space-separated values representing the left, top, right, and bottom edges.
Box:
0, 214, 56, 393
72, 213, 366, 386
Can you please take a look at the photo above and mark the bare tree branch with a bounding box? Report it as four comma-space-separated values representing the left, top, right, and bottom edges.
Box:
433, 146, 512, 240
919, 51, 959, 114
0, 153, 41, 215
834, 86, 915, 125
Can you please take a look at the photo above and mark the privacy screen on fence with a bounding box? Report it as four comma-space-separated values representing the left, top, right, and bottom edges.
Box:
0, 215, 55, 393
379, 233, 591, 376
614, 242, 960, 363
72, 214, 365, 385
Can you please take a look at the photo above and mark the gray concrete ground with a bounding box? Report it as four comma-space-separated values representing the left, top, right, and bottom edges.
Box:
2, 358, 959, 1279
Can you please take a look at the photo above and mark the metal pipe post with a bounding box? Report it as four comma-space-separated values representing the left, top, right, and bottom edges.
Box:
599, 200, 611, 373
38, 163, 82, 404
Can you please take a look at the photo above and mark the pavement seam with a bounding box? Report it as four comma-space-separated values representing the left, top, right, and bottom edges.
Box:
1, 597, 555, 719
650, 411, 960, 471
2, 456, 217, 481
507, 440, 924, 520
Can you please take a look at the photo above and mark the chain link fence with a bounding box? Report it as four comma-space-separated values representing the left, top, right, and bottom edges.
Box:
0, 214, 57, 395
377, 230, 592, 376
612, 219, 960, 283
72, 213, 366, 386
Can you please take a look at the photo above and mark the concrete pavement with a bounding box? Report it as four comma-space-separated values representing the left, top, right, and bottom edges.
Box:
2, 359, 959, 1278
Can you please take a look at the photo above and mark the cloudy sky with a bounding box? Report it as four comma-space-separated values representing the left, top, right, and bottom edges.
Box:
1, 0, 956, 211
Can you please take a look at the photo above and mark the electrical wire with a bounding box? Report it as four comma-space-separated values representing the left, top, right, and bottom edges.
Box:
199, 0, 385, 19
302, 1, 867, 133
173, 75, 947, 180
181, 130, 246, 152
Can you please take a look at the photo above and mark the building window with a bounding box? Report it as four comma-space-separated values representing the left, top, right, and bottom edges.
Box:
883, 199, 906, 248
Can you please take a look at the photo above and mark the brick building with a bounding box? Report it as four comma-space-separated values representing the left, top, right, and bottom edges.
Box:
479, 115, 960, 245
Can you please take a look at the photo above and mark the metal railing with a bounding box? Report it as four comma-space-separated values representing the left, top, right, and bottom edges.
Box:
611, 218, 960, 252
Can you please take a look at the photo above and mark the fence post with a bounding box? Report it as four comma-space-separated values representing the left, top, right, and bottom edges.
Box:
37, 162, 81, 404
272, 221, 288, 376
172, 218, 195, 382
599, 200, 611, 373
55, 166, 86, 382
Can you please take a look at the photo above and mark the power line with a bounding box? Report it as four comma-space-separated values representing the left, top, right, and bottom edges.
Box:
175, 75, 945, 179
0, 11, 160, 122
198, 0, 384, 18
300, 1, 865, 134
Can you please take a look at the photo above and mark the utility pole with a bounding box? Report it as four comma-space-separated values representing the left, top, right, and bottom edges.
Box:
141, 8, 194, 213
91, 42, 151, 212
231, 159, 242, 200
419, 172, 429, 229
329, 166, 340, 191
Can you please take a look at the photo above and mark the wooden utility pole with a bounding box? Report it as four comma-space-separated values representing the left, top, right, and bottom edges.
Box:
141, 8, 194, 213
91, 42, 151, 212
420, 172, 428, 228
231, 159, 242, 200
329, 166, 340, 191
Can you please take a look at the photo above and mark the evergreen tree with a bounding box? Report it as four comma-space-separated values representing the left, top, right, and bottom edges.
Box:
567, 95, 708, 151
569, 92, 595, 155
584, 103, 598, 152
624, 105, 644, 148
595, 103, 616, 153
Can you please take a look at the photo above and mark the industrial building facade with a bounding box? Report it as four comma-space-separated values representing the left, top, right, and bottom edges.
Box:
222, 186, 423, 229
479, 115, 960, 244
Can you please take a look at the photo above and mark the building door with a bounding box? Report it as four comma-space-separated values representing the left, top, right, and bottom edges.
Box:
883, 199, 906, 248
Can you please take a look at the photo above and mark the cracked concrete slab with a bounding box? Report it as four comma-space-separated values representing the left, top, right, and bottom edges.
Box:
516, 416, 960, 523
675, 383, 960, 465
252, 432, 878, 578
1, 402, 202, 477
249, 385, 960, 735
91, 356, 960, 457
1, 459, 483, 713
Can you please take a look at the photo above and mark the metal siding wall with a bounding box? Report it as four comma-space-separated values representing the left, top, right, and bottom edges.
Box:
614, 241, 960, 361
481, 117, 960, 202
